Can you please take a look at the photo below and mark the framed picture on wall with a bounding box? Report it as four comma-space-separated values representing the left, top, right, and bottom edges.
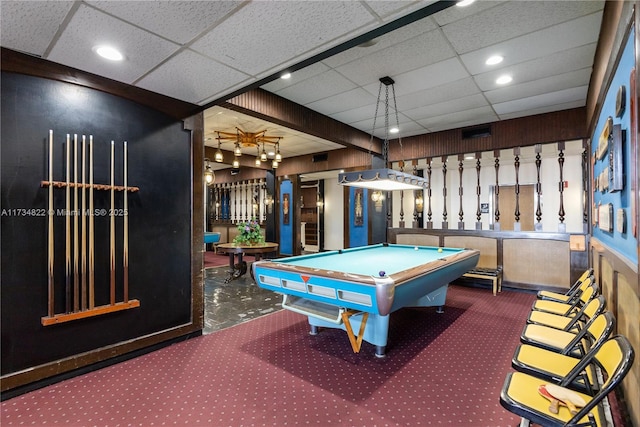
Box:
596, 116, 612, 160
354, 188, 364, 226
283, 193, 290, 225
609, 124, 624, 192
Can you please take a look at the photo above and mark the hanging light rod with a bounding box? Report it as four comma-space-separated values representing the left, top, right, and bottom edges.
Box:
338, 76, 429, 192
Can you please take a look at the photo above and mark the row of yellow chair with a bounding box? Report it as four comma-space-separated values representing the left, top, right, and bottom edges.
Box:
499, 270, 635, 427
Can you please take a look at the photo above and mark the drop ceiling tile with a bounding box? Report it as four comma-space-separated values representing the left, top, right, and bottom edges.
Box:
493, 86, 588, 116
473, 44, 596, 92
442, 0, 603, 54
378, 57, 470, 97
393, 120, 429, 138
322, 14, 438, 69
262, 62, 330, 93
88, 1, 242, 44
418, 105, 498, 128
305, 88, 377, 116
274, 70, 357, 106
335, 28, 456, 86
137, 50, 251, 104
397, 77, 481, 110
460, 14, 601, 75
364, 0, 438, 20
485, 68, 592, 104
0, 1, 74, 56
47, 4, 179, 84
329, 104, 379, 127
403, 93, 489, 121
345, 112, 416, 139
431, 1, 505, 26
191, 1, 375, 76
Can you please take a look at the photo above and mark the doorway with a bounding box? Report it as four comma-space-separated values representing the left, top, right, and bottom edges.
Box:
495, 184, 536, 231
301, 182, 320, 252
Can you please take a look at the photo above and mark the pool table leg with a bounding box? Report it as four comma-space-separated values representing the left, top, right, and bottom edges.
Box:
436, 305, 444, 313
309, 325, 318, 335
375, 345, 386, 358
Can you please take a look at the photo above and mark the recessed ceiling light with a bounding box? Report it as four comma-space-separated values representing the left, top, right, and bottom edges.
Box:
496, 75, 513, 85
456, 0, 475, 7
93, 45, 123, 61
389, 127, 399, 134
486, 55, 503, 65
280, 73, 291, 80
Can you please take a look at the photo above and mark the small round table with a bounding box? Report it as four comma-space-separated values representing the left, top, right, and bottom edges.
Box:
216, 242, 279, 283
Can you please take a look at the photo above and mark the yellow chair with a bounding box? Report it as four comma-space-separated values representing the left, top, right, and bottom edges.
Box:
512, 313, 614, 395
531, 280, 597, 317
537, 268, 593, 303
500, 335, 635, 427
520, 311, 615, 357
527, 296, 606, 332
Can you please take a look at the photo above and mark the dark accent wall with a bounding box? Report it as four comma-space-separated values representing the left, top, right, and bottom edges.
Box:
1, 71, 201, 392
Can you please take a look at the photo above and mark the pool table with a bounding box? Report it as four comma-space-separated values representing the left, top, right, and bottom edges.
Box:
251, 243, 479, 357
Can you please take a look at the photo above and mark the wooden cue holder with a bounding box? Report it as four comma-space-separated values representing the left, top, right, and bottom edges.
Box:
41, 134, 140, 326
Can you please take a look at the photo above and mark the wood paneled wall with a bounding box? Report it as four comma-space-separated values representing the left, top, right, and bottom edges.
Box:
388, 228, 588, 292
224, 89, 379, 153
389, 108, 587, 162
590, 239, 639, 427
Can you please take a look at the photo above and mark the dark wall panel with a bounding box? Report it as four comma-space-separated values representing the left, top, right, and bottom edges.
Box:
1, 72, 192, 374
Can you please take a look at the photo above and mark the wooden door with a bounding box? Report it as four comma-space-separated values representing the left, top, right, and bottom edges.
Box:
497, 184, 535, 231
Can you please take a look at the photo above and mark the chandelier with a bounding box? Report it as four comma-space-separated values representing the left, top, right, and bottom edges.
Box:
338, 76, 428, 191
214, 127, 282, 169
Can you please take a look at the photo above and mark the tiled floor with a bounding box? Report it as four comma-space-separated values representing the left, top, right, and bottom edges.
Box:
203, 264, 283, 334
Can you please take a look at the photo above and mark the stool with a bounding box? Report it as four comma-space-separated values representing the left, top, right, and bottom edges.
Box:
463, 267, 503, 296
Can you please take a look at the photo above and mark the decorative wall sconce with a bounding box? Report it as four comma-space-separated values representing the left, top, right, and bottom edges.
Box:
204, 158, 215, 185
371, 190, 384, 212
316, 192, 324, 208
264, 192, 274, 214
371, 191, 384, 202
415, 193, 424, 213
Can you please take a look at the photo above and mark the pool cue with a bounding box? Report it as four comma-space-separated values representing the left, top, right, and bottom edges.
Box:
65, 134, 71, 313
81, 135, 87, 310
47, 130, 55, 317
123, 141, 129, 303
73, 134, 79, 312
89, 136, 95, 309
110, 140, 115, 305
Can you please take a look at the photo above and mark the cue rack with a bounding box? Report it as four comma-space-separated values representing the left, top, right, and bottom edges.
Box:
40, 130, 140, 326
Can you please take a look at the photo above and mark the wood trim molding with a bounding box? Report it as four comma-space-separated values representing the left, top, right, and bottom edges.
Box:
222, 89, 380, 153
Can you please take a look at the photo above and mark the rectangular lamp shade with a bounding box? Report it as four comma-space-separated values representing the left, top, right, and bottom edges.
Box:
338, 168, 428, 191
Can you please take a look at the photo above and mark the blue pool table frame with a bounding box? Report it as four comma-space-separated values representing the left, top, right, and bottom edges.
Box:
252, 243, 479, 357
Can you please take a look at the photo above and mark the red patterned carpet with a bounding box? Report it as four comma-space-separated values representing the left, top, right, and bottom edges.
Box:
2, 286, 542, 426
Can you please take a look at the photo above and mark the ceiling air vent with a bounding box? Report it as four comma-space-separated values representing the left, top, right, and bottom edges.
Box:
462, 126, 491, 139
312, 153, 328, 162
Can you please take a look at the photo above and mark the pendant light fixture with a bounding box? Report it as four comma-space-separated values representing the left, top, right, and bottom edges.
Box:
338, 76, 428, 191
